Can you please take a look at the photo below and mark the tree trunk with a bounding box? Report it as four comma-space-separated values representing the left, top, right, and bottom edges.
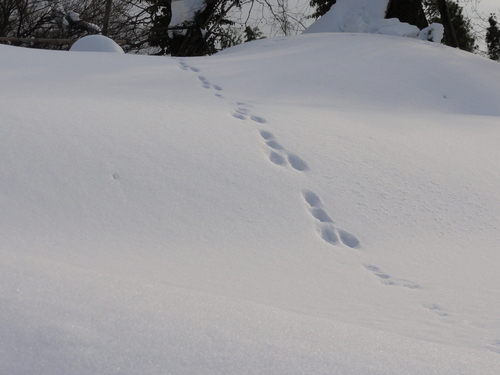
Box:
436, 0, 458, 47
102, 0, 113, 36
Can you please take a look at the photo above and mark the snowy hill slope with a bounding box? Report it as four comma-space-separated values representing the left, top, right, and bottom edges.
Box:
1, 33, 499, 374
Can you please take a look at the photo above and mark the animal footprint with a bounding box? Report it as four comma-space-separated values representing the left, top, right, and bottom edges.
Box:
363, 264, 420, 289
338, 229, 360, 248
232, 112, 246, 120
486, 340, 500, 354
422, 303, 449, 317
260, 131, 288, 167
363, 265, 396, 285
302, 190, 360, 249
260, 130, 273, 140
269, 151, 287, 166
178, 59, 200, 72
197, 76, 211, 89
319, 226, 339, 245
287, 154, 308, 172
310, 207, 333, 223
266, 139, 284, 150
231, 106, 251, 120
250, 115, 266, 124
302, 190, 321, 207
260, 131, 308, 172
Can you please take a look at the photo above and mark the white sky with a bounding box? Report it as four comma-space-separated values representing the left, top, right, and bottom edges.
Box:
474, 0, 499, 15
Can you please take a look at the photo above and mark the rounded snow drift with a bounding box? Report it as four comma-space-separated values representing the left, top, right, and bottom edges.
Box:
70, 35, 124, 53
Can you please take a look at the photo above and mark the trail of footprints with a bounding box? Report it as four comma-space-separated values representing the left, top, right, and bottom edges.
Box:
179, 59, 359, 249
362, 264, 420, 289
179, 59, 225, 99
179, 59, 310, 170
231, 103, 267, 124
178, 58, 500, 354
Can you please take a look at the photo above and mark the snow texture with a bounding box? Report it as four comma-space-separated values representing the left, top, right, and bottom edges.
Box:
1, 19, 500, 375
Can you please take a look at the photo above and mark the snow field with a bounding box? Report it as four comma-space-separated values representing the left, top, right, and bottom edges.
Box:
1, 30, 499, 374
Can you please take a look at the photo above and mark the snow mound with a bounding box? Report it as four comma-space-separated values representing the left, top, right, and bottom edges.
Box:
69, 35, 124, 53
215, 33, 500, 116
304, 0, 443, 42
304, 0, 390, 34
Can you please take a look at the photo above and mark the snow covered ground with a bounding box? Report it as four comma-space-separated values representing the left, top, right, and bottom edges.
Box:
1, 30, 500, 374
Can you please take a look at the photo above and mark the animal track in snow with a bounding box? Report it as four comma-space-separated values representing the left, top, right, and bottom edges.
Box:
422, 303, 449, 317
229, 103, 268, 125
178, 60, 224, 98
302, 190, 360, 248
232, 112, 247, 120
266, 139, 284, 150
259, 131, 309, 172
310, 207, 333, 223
197, 76, 211, 89
177, 59, 200, 72
338, 229, 361, 249
287, 154, 308, 172
486, 340, 500, 354
179, 60, 189, 71
319, 226, 339, 245
231, 105, 250, 120
250, 115, 266, 124
363, 264, 420, 289
260, 130, 273, 140
269, 151, 287, 166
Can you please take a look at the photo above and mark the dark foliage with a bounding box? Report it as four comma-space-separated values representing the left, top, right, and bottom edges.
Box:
486, 14, 500, 61
386, 0, 428, 29
424, 0, 476, 51
308, 0, 336, 19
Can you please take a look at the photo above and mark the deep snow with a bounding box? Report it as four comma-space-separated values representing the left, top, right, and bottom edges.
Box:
1, 31, 500, 374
